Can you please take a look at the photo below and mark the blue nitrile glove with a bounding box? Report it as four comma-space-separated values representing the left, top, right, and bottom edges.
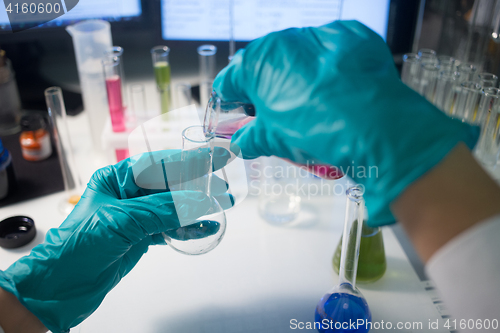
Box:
213, 20, 479, 226
0, 148, 232, 333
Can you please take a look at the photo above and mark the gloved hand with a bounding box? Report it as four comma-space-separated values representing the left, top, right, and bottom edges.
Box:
213, 20, 479, 225
0, 148, 233, 333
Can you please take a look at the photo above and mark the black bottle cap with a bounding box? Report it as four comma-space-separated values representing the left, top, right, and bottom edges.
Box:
20, 114, 46, 132
0, 216, 36, 249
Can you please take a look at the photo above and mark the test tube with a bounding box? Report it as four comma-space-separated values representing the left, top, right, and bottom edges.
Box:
434, 71, 460, 114
451, 81, 483, 124
417, 48, 438, 64
175, 83, 193, 109
45, 87, 83, 215
102, 51, 126, 132
418, 62, 439, 102
198, 45, 217, 106
437, 55, 455, 74
456, 63, 477, 83
401, 53, 420, 91
475, 88, 500, 167
477, 73, 499, 88
130, 84, 148, 124
151, 46, 171, 115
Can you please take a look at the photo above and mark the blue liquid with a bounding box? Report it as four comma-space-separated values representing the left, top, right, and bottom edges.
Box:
315, 293, 371, 332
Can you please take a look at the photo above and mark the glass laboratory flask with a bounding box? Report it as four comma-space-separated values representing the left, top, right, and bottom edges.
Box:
332, 216, 386, 284
162, 125, 227, 255
315, 186, 371, 333
203, 91, 343, 179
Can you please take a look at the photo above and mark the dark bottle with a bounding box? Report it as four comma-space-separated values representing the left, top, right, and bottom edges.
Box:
0, 138, 17, 200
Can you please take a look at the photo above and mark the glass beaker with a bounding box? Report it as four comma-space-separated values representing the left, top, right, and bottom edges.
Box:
332, 215, 386, 283
162, 125, 227, 255
45, 87, 83, 215
151, 46, 171, 116
66, 20, 112, 154
315, 186, 371, 332
258, 157, 301, 225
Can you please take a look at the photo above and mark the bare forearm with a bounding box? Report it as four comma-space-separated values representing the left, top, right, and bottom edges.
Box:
0, 287, 47, 333
391, 143, 500, 262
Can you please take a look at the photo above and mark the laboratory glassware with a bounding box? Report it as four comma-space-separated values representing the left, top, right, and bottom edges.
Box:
45, 87, 83, 215
418, 62, 439, 102
475, 87, 500, 167
401, 53, 420, 91
0, 138, 16, 201
332, 210, 386, 284
203, 91, 343, 180
477, 73, 498, 88
437, 55, 455, 74
417, 48, 438, 64
175, 83, 193, 109
315, 186, 371, 332
103, 49, 126, 133
434, 71, 460, 114
258, 157, 301, 225
198, 45, 217, 106
151, 46, 171, 116
162, 125, 227, 255
456, 63, 477, 83
130, 84, 148, 124
67, 20, 113, 153
19, 114, 52, 162
452, 81, 483, 124
228, 0, 235, 61
0, 51, 21, 135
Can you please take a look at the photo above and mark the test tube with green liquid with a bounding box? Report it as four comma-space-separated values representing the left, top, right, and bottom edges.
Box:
151, 46, 171, 117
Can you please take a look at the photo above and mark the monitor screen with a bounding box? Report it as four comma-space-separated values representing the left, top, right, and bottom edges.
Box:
0, 0, 142, 32
161, 0, 391, 41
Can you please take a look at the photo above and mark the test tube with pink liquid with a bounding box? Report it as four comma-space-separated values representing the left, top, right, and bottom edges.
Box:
203, 91, 343, 180
103, 46, 129, 161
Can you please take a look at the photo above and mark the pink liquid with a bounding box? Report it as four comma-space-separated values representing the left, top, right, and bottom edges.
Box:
106, 75, 126, 132
216, 117, 343, 180
115, 149, 130, 162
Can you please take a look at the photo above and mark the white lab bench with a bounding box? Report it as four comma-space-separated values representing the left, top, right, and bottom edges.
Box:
0, 82, 451, 333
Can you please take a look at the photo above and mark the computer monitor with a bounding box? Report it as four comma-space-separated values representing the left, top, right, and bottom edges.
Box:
161, 0, 391, 42
0, 0, 142, 32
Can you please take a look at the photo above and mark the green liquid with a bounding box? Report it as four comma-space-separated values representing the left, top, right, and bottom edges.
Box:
154, 61, 171, 115
333, 221, 386, 283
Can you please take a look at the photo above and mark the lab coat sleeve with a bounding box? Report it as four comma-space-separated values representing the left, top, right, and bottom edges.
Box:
426, 214, 500, 327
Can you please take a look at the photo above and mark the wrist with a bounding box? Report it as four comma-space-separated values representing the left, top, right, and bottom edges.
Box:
391, 143, 500, 262
0, 287, 47, 333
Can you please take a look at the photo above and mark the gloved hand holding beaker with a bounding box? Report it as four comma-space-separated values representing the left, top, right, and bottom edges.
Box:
0, 148, 233, 333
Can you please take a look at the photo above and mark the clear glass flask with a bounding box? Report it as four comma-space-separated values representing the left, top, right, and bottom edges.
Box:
475, 87, 500, 167
332, 208, 386, 284
198, 45, 217, 106
315, 186, 371, 332
45, 87, 83, 215
163, 125, 227, 255
151, 46, 171, 116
